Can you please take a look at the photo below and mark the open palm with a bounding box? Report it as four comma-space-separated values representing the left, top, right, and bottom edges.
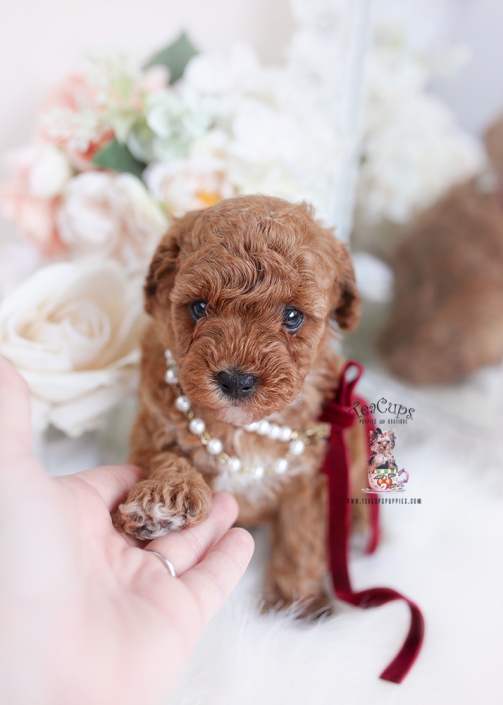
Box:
0, 356, 254, 705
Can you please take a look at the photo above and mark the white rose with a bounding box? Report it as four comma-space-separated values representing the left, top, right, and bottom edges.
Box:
57, 172, 168, 273
144, 152, 235, 217
0, 259, 147, 437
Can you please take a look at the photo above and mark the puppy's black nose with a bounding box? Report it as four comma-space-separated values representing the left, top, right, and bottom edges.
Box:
216, 369, 258, 399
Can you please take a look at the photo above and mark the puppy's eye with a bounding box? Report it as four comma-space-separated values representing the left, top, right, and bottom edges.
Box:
190, 301, 208, 322
283, 307, 304, 332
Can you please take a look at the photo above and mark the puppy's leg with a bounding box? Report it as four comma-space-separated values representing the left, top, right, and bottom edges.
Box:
114, 450, 212, 540
263, 472, 332, 620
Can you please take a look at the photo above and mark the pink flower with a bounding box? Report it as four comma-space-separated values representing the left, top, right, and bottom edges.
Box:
1, 143, 72, 256
38, 73, 113, 170
1, 182, 61, 256
65, 134, 114, 172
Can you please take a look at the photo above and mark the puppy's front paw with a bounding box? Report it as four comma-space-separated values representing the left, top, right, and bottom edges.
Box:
261, 586, 333, 621
114, 473, 212, 540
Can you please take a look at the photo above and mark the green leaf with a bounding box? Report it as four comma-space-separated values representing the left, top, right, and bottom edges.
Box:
92, 139, 146, 178
144, 32, 198, 84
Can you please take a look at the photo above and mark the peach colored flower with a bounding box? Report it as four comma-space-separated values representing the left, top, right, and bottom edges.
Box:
38, 58, 154, 169
66, 133, 114, 172
38, 72, 113, 169
1, 143, 72, 256
145, 153, 234, 217
1, 186, 61, 256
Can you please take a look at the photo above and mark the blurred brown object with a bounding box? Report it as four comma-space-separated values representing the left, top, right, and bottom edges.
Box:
485, 115, 503, 174
378, 117, 503, 385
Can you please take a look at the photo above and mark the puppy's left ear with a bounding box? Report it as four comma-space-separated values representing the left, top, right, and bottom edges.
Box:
331, 240, 361, 331
145, 209, 201, 315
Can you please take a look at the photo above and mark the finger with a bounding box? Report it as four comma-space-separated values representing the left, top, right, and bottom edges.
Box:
0, 355, 33, 464
180, 527, 254, 626
145, 492, 239, 575
70, 464, 144, 511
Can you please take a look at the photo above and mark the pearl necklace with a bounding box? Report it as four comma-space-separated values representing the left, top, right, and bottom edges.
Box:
164, 350, 329, 480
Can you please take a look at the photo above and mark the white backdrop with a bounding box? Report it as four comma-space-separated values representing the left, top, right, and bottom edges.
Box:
1, 0, 503, 166
374, 0, 503, 133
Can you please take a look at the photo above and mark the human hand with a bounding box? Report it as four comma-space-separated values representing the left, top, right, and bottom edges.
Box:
0, 356, 254, 705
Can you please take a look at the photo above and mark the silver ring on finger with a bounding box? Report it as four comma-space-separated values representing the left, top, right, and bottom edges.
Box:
144, 549, 177, 577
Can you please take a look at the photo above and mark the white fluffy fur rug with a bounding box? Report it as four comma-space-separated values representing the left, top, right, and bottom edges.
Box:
41, 368, 503, 705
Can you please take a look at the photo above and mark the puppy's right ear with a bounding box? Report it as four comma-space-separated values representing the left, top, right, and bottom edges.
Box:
144, 210, 201, 315
331, 239, 360, 332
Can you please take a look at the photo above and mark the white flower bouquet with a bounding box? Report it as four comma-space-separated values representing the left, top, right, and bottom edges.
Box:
0, 33, 341, 437
356, 23, 484, 226
0, 21, 483, 437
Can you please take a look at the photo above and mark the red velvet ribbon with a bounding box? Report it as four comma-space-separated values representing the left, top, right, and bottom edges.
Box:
320, 360, 425, 683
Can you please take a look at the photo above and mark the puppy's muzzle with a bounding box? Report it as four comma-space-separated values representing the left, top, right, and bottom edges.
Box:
216, 369, 259, 400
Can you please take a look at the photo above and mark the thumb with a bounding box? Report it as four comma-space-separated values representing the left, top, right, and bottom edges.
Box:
0, 355, 34, 463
